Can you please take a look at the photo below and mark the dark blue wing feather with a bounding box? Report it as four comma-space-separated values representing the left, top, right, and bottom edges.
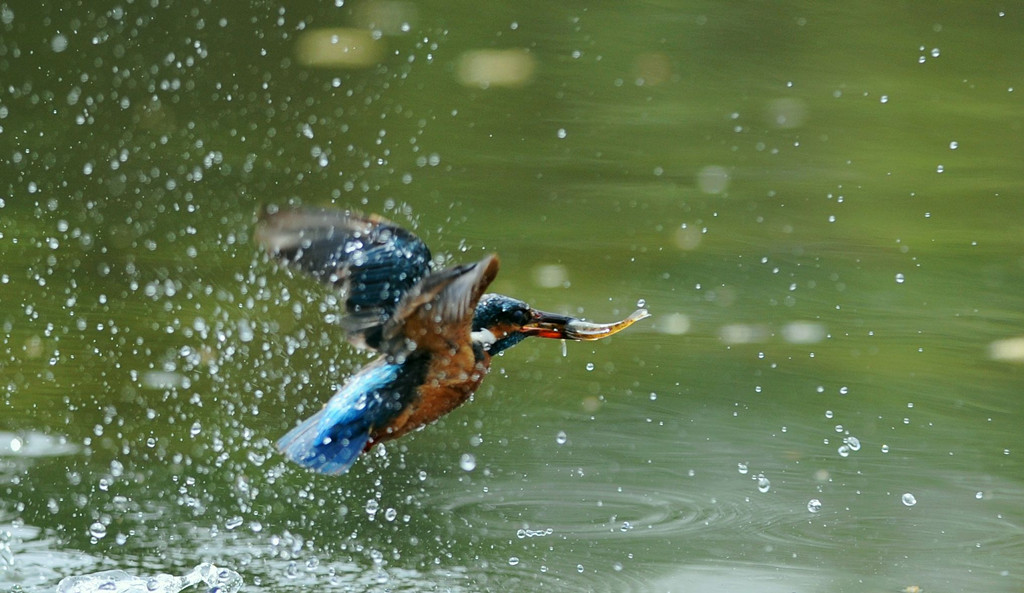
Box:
256, 207, 433, 351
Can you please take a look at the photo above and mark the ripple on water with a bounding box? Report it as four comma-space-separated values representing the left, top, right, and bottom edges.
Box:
443, 479, 835, 542
463, 559, 660, 593
435, 477, 723, 540
237, 554, 653, 593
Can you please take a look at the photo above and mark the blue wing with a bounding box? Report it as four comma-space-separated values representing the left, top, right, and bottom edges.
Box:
276, 361, 418, 475
255, 206, 433, 352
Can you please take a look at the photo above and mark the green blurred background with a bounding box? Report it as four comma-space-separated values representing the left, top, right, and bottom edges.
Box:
1, 1, 1022, 591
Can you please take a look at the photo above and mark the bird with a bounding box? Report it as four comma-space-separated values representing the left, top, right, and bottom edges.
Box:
255, 205, 650, 475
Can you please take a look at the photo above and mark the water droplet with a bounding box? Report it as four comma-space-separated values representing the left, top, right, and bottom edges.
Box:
636, 298, 646, 308
936, 164, 944, 173
189, 422, 202, 437
51, 34, 68, 53
807, 499, 822, 513
949, 140, 958, 150
88, 522, 107, 539
975, 491, 984, 500
576, 564, 585, 573
838, 445, 850, 458
881, 444, 890, 453
225, 516, 243, 530
737, 462, 748, 475
901, 492, 917, 506
696, 165, 730, 195
556, 128, 567, 139
845, 436, 861, 451
555, 431, 567, 445
237, 319, 254, 342
0, 535, 13, 568
755, 473, 771, 493
384, 507, 397, 522
585, 362, 595, 371
459, 453, 476, 471
508, 557, 520, 566
895, 273, 905, 284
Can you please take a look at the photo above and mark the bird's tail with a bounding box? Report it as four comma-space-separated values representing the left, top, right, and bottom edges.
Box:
276, 408, 370, 475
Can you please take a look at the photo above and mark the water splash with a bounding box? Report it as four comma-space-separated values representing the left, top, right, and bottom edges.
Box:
56, 562, 242, 593
754, 473, 771, 493
0, 529, 13, 569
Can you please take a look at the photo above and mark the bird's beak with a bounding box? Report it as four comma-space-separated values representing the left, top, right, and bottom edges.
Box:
521, 308, 651, 341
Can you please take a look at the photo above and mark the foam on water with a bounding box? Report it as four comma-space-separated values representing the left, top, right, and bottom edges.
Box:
56, 563, 242, 593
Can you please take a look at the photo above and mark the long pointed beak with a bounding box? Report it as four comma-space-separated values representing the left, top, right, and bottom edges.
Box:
521, 308, 650, 341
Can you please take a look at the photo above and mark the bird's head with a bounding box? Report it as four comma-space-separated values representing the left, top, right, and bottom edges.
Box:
470, 294, 650, 355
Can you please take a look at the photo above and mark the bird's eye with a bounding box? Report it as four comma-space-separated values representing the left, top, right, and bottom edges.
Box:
511, 308, 531, 326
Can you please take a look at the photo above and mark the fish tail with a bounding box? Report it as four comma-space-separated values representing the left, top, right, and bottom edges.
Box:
276, 409, 370, 475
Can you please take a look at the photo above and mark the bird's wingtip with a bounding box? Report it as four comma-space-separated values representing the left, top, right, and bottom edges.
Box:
277, 409, 369, 476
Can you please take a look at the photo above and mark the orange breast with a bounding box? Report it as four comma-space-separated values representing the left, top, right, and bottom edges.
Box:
371, 344, 491, 443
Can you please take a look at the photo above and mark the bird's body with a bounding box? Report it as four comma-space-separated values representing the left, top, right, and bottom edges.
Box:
256, 205, 649, 474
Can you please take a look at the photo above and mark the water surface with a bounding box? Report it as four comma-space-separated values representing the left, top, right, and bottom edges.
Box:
1, 1, 1022, 592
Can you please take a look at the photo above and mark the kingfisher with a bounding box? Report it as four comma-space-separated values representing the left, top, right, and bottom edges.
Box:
256, 205, 649, 475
